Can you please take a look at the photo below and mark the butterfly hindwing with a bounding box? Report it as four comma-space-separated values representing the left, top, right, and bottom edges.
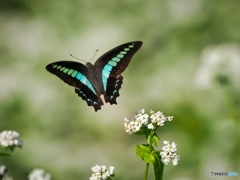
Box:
75, 87, 103, 111
104, 75, 123, 104
94, 41, 142, 104
46, 61, 103, 111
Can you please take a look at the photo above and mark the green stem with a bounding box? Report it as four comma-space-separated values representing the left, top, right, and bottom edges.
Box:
143, 163, 149, 180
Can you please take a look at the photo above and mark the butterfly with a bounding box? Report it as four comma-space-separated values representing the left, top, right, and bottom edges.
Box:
46, 41, 142, 111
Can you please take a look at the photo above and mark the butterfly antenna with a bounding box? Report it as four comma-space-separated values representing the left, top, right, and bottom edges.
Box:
89, 49, 99, 63
70, 54, 87, 63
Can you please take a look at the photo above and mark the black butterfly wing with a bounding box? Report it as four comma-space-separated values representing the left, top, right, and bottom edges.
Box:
46, 61, 103, 111
94, 41, 142, 104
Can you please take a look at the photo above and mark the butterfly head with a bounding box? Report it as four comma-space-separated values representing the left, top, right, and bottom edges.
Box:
86, 62, 95, 72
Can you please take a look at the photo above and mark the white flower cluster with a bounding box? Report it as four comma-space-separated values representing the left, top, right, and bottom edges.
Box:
196, 43, 240, 88
0, 165, 7, 176
160, 141, 180, 166
89, 165, 114, 180
124, 109, 173, 135
0, 130, 24, 148
28, 169, 51, 180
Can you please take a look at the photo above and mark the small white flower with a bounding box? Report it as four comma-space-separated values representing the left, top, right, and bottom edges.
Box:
124, 118, 141, 135
172, 154, 180, 166
147, 123, 154, 129
90, 165, 114, 180
167, 116, 174, 121
108, 166, 114, 175
135, 109, 149, 125
137, 109, 145, 114
0, 130, 24, 149
124, 109, 174, 134
150, 110, 172, 127
89, 176, 98, 180
160, 141, 180, 166
28, 169, 51, 180
124, 109, 147, 135
0, 165, 7, 176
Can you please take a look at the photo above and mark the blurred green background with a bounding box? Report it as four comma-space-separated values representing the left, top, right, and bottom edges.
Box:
0, 0, 240, 179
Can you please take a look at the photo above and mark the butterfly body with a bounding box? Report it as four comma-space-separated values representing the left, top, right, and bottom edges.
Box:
46, 41, 142, 111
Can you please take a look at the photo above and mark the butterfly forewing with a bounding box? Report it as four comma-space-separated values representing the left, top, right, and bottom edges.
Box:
95, 41, 142, 77
94, 41, 142, 104
46, 61, 87, 87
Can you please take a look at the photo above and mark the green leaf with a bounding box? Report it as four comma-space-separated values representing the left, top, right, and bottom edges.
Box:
147, 130, 154, 145
153, 152, 164, 180
152, 133, 160, 147
146, 131, 160, 147
135, 144, 155, 164
0, 151, 11, 156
